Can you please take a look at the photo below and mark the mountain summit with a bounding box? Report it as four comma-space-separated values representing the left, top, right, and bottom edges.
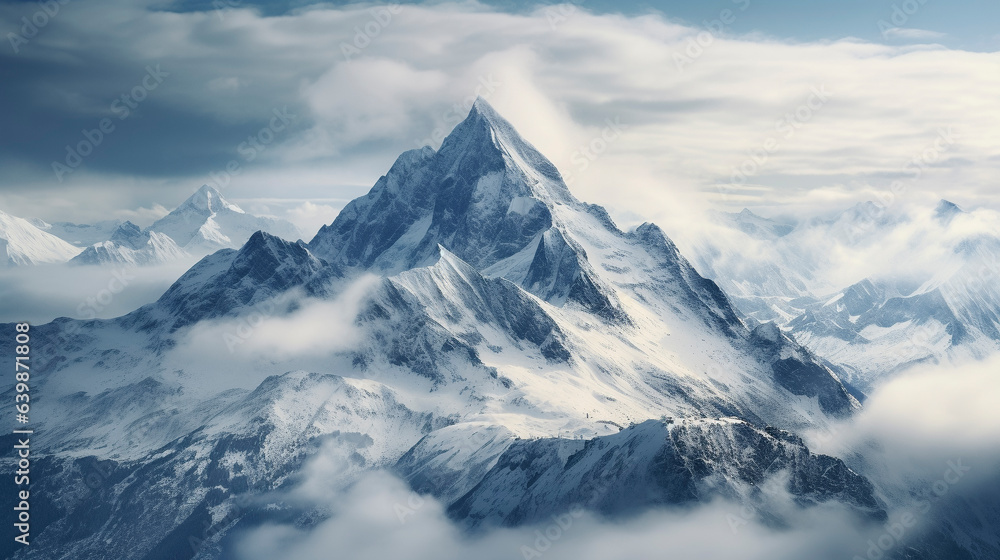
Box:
71, 220, 186, 266
176, 183, 246, 215
309, 97, 617, 317
935, 198, 965, 223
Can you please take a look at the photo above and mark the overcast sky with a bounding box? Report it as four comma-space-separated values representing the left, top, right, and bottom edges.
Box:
1, 0, 998, 237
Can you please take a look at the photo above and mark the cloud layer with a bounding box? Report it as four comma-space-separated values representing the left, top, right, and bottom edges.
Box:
233, 470, 875, 560
0, 259, 199, 323
1, 1, 997, 234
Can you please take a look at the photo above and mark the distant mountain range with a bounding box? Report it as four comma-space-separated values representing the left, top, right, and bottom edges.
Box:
689, 200, 1000, 390
0, 186, 301, 267
28, 218, 124, 247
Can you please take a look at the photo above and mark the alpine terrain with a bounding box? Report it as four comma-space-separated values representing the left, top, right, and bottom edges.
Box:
1, 99, 992, 560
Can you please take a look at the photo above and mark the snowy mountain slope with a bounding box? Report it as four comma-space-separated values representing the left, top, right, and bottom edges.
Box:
0, 208, 83, 266
394, 423, 520, 505
394, 244, 861, 437
3, 371, 451, 560
149, 185, 301, 254
28, 218, 124, 247
70, 221, 188, 266
309, 97, 858, 421
17, 233, 507, 457
444, 418, 885, 530
388, 246, 573, 364
130, 231, 339, 333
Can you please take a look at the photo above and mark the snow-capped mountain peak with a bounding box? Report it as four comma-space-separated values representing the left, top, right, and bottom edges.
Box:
180, 184, 246, 215
437, 96, 572, 204
308, 97, 616, 317
71, 220, 188, 266
935, 199, 965, 223
108, 220, 147, 250
149, 184, 300, 252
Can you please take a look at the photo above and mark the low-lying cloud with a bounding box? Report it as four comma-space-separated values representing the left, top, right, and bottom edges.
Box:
223, 349, 1000, 560
1, 1, 997, 232
678, 197, 1000, 298
232, 470, 878, 560
0, 258, 198, 323
179, 274, 380, 361
809, 353, 1000, 482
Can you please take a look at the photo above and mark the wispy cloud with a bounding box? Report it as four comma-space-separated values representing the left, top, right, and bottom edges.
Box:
882, 27, 948, 40
179, 274, 380, 360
